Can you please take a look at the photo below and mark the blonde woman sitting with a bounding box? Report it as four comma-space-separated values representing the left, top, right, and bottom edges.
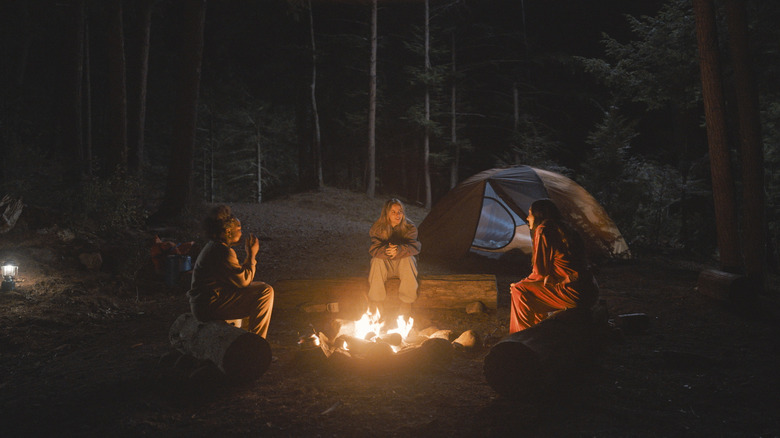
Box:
368, 198, 421, 318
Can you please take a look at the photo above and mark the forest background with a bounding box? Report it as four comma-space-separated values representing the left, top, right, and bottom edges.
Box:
1, 0, 779, 272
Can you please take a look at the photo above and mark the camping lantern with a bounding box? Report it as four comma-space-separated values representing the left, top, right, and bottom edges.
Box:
1, 261, 18, 291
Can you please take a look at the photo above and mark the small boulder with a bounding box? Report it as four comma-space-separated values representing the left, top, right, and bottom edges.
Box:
79, 252, 103, 271
465, 301, 487, 314
452, 329, 482, 351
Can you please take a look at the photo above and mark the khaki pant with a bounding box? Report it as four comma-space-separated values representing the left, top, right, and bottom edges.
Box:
368, 256, 418, 304
191, 282, 274, 338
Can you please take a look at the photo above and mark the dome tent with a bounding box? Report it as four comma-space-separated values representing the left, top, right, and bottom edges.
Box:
418, 166, 630, 260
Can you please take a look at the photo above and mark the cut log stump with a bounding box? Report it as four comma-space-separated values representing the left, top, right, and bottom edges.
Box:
169, 313, 272, 381
483, 307, 604, 399
697, 269, 755, 303
275, 274, 497, 319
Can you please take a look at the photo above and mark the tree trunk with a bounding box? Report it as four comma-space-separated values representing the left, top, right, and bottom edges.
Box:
125, 0, 155, 177
255, 121, 262, 203
105, 0, 127, 175
692, 0, 740, 272
725, 0, 765, 290
366, 0, 377, 198
169, 313, 272, 381
158, 0, 207, 219
449, 30, 459, 189
308, 0, 324, 189
423, 0, 432, 209
61, 0, 85, 181
83, 13, 93, 177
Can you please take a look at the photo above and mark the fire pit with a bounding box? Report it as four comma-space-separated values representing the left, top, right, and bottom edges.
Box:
299, 306, 457, 373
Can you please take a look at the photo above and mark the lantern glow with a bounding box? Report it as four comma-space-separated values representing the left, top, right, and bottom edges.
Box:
1, 261, 18, 291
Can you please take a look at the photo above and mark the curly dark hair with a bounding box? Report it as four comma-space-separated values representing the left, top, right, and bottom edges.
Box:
203, 205, 239, 241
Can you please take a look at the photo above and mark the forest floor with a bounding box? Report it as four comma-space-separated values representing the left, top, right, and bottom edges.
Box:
0, 187, 779, 437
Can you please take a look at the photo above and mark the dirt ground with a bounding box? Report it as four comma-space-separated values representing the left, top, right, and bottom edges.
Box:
1, 187, 778, 437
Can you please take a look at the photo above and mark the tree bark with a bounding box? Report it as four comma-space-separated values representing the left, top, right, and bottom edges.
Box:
366, 0, 377, 198
308, 0, 324, 189
105, 0, 127, 175
255, 119, 263, 203
169, 313, 272, 381
692, 0, 741, 272
83, 13, 93, 177
449, 29, 459, 189
423, 0, 432, 210
725, 0, 765, 289
61, 0, 85, 181
125, 0, 155, 177
158, 0, 207, 219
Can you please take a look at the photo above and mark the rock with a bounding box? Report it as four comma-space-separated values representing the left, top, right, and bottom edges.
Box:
57, 228, 76, 242
465, 301, 487, 314
79, 252, 103, 271
430, 329, 454, 341
418, 326, 440, 337
452, 329, 482, 351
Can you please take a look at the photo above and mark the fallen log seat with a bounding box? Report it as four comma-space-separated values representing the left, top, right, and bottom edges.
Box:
169, 313, 272, 381
697, 268, 755, 303
274, 274, 497, 318
483, 307, 603, 399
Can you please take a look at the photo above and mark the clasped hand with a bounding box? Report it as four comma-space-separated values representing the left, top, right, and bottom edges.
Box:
385, 243, 398, 258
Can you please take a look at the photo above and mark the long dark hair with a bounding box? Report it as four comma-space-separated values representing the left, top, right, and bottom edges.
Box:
530, 199, 582, 257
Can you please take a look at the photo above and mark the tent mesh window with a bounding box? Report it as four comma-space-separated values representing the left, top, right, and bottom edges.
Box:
472, 183, 525, 250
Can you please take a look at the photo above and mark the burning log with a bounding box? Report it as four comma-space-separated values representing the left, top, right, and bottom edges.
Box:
376, 332, 403, 346
169, 313, 272, 382
316, 331, 453, 374
483, 307, 603, 399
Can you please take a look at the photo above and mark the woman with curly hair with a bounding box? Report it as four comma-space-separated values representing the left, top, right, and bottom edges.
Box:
509, 198, 598, 333
368, 198, 421, 318
187, 205, 274, 338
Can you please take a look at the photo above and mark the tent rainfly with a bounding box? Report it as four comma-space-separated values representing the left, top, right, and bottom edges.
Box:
418, 166, 631, 260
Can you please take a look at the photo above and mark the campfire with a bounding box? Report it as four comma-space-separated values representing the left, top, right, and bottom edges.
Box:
298, 305, 480, 373
330, 307, 415, 353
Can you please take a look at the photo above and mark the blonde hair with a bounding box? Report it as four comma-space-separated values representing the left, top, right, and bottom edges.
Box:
372, 198, 413, 240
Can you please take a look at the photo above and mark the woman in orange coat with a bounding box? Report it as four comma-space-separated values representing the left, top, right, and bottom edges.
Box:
509, 199, 598, 333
